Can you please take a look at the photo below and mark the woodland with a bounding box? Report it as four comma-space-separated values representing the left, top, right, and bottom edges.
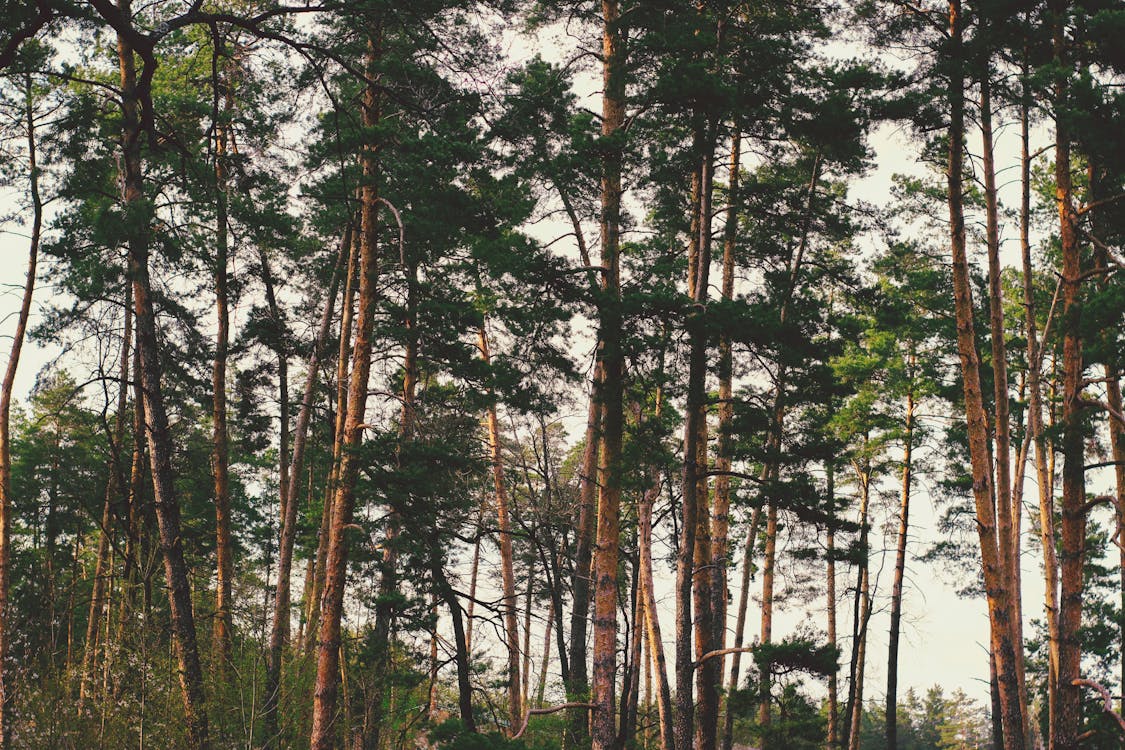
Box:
0, 0, 1123, 749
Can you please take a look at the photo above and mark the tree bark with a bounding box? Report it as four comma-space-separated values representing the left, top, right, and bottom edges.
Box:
211, 93, 234, 672
980, 73, 1029, 742
1051, 4, 1086, 748
478, 325, 524, 732
309, 25, 383, 750
1019, 55, 1059, 748
640, 481, 674, 750
117, 2, 210, 744
0, 73, 42, 745
304, 221, 359, 654
944, 4, 1026, 745
262, 231, 348, 749
885, 388, 913, 750
590, 3, 625, 749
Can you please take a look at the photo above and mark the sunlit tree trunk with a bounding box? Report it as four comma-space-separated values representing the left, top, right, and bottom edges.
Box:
304, 225, 359, 654
309, 23, 383, 749
478, 324, 524, 732
944, 4, 1025, 745
590, 3, 625, 748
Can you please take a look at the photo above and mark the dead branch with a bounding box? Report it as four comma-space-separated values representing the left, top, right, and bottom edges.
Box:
1073, 678, 1125, 736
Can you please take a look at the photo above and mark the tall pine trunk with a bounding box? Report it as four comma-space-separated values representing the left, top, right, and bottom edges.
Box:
309, 25, 383, 749
117, 2, 210, 744
0, 76, 42, 744
943, 4, 1025, 745
262, 232, 348, 749
479, 324, 524, 732
885, 382, 914, 750
590, 3, 625, 749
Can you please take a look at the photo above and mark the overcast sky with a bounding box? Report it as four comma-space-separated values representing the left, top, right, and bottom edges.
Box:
0, 19, 1119, 714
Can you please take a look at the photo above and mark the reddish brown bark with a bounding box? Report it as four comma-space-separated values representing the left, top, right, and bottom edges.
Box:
116, 2, 210, 744
478, 325, 524, 732
304, 223, 359, 654
309, 26, 383, 750
590, 3, 625, 749
1051, 5, 1086, 748
262, 232, 348, 749
944, 4, 1025, 745
212, 108, 234, 672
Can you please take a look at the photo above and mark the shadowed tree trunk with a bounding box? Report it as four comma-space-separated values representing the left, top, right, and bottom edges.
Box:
79, 288, 132, 711
116, 1, 210, 744
0, 73, 42, 744
885, 386, 914, 750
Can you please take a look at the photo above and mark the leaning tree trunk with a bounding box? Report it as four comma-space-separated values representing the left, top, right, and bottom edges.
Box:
304, 224, 359, 654
886, 389, 914, 750
262, 232, 348, 750
309, 24, 383, 750
117, 2, 210, 745
0, 75, 42, 745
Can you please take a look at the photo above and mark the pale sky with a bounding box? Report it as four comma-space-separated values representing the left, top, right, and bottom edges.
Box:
1, 16, 1120, 721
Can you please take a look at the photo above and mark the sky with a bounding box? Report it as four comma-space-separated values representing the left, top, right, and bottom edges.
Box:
0, 13, 1120, 718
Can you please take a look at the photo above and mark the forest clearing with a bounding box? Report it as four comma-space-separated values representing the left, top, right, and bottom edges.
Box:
0, 1, 1124, 749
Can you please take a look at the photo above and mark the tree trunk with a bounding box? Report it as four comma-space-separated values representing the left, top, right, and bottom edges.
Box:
885, 389, 913, 750
1019, 55, 1059, 748
0, 74, 42, 745
262, 231, 349, 749
212, 100, 234, 672
590, 3, 625, 749
309, 25, 383, 750
304, 221, 359, 654
720, 507, 762, 750
707, 127, 740, 750
79, 288, 132, 710
944, 4, 1025, 745
479, 325, 524, 732
826, 470, 838, 749
980, 73, 1029, 743
567, 365, 601, 748
639, 483, 675, 750
1051, 4, 1086, 747
537, 599, 554, 707
846, 468, 870, 750
117, 2, 210, 744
